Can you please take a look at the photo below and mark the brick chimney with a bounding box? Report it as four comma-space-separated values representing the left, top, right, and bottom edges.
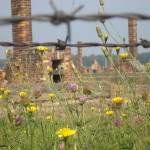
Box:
76, 41, 83, 72
11, 0, 32, 56
128, 19, 138, 59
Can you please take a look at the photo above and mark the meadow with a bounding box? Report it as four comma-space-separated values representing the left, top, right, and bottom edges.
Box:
0, 0, 150, 149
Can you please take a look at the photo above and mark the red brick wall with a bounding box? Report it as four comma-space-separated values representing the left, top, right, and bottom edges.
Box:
4, 0, 72, 84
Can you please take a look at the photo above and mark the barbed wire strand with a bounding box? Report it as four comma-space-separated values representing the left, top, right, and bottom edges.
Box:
0, 40, 150, 48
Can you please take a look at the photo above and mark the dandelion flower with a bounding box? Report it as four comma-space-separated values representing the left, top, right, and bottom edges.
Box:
19, 92, 26, 97
145, 62, 150, 66
56, 128, 76, 138
143, 102, 149, 106
0, 95, 2, 100
36, 46, 48, 51
119, 53, 128, 59
26, 106, 39, 112
106, 111, 114, 115
121, 113, 127, 117
48, 94, 56, 98
104, 108, 109, 111
47, 67, 54, 73
46, 116, 52, 120
14, 73, 20, 76
125, 100, 131, 104
0, 88, 5, 92
112, 97, 124, 104
90, 107, 95, 110
4, 90, 11, 94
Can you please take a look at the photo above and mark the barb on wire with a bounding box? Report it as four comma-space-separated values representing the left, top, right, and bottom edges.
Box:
0, 39, 150, 48
56, 36, 69, 50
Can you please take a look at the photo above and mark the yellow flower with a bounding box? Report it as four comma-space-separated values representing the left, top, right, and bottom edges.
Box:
143, 102, 149, 106
106, 111, 114, 115
46, 116, 52, 120
24, 89, 28, 92
47, 67, 54, 73
36, 46, 48, 51
48, 94, 56, 99
104, 34, 108, 40
121, 113, 127, 117
29, 103, 34, 106
145, 62, 150, 66
104, 108, 109, 111
90, 107, 95, 110
14, 73, 20, 76
0, 88, 5, 92
119, 53, 128, 59
116, 46, 120, 51
125, 100, 131, 104
99, 98, 104, 102
4, 90, 11, 94
26, 106, 39, 112
112, 97, 124, 104
0, 95, 3, 100
56, 128, 76, 138
19, 92, 27, 97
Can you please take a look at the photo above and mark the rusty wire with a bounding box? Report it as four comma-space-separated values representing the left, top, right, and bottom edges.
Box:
0, 39, 150, 48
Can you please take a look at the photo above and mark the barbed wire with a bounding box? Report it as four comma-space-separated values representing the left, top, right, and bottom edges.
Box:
1, 13, 150, 26
0, 1, 150, 49
0, 39, 150, 48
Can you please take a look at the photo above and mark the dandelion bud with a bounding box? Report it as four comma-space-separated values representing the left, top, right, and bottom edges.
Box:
98, 10, 105, 23
99, 0, 104, 6
18, 59, 22, 64
104, 34, 108, 43
5, 49, 9, 58
115, 46, 120, 55
101, 46, 109, 57
96, 25, 103, 38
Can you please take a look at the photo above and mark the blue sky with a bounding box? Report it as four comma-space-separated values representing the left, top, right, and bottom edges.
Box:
0, 0, 150, 59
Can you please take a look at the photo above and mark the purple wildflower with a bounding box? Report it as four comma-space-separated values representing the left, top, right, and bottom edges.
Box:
79, 95, 88, 103
15, 115, 25, 125
134, 115, 142, 124
68, 83, 78, 92
59, 143, 65, 150
33, 86, 41, 99
114, 119, 123, 126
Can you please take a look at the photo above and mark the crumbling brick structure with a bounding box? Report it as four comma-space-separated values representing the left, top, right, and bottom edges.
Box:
76, 41, 84, 72
4, 0, 72, 84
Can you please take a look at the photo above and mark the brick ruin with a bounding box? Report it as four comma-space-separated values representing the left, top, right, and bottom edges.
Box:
0, 1, 145, 85
2, 0, 72, 84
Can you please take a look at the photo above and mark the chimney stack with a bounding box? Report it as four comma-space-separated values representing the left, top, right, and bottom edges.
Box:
128, 19, 138, 59
11, 0, 32, 56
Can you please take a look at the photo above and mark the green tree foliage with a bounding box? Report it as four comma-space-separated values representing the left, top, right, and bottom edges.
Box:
0, 59, 6, 69
72, 51, 150, 67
